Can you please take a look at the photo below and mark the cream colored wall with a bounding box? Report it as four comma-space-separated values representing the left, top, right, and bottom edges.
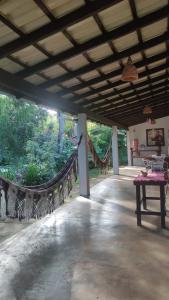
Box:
129, 116, 169, 155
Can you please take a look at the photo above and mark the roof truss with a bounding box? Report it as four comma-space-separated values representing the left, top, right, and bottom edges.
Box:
0, 0, 168, 127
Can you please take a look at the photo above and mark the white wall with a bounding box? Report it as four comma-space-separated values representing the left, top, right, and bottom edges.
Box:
129, 116, 169, 155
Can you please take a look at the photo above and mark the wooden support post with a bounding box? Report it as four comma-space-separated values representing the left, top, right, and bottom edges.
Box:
127, 130, 132, 166
160, 185, 166, 228
77, 113, 90, 197
136, 185, 141, 226
112, 126, 119, 175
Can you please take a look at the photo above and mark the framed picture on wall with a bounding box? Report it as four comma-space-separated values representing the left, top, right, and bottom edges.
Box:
146, 128, 165, 146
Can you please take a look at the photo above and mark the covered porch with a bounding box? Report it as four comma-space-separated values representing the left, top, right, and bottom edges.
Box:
0, 0, 169, 299
0, 0, 169, 199
0, 166, 169, 300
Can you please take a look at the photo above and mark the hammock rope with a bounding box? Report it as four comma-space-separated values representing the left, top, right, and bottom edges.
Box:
88, 135, 111, 171
0, 134, 84, 221
0, 133, 111, 221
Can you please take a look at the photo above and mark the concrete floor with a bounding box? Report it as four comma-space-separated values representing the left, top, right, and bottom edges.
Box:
0, 166, 169, 300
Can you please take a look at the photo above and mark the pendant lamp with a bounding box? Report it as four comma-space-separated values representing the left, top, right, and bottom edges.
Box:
121, 57, 138, 82
143, 105, 152, 115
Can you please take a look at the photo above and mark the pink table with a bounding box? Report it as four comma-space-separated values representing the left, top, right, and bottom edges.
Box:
133, 172, 168, 228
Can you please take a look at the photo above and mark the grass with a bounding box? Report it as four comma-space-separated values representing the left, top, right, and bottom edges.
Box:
89, 167, 101, 178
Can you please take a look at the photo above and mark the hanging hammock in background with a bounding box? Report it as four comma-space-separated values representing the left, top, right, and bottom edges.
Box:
88, 135, 111, 172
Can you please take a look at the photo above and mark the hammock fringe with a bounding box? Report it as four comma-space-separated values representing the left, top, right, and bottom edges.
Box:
0, 150, 78, 221
0, 134, 110, 221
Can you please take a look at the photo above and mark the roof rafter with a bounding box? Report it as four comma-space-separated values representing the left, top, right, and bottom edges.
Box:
33, 0, 56, 22
38, 34, 169, 91
91, 85, 169, 115
27, 56, 169, 110
75, 59, 169, 105
120, 105, 169, 126
103, 92, 169, 118
81, 62, 169, 109
0, 0, 122, 59
39, 48, 168, 92
16, 6, 169, 78
0, 67, 126, 128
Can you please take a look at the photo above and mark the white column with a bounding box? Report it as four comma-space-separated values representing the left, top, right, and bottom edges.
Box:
77, 113, 90, 197
127, 130, 132, 166
0, 189, 6, 220
112, 126, 119, 175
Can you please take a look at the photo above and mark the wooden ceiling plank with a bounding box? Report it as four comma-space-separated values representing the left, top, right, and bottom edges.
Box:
119, 106, 169, 126
39, 48, 168, 92
93, 85, 169, 115
33, 0, 56, 22
102, 90, 169, 117
16, 6, 169, 78
0, 0, 122, 59
0, 67, 126, 128
75, 57, 168, 103
129, 0, 154, 97
82, 61, 169, 109
103, 93, 169, 118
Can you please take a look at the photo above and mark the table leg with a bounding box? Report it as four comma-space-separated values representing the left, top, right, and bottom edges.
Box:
136, 185, 141, 226
160, 185, 166, 228
142, 185, 147, 210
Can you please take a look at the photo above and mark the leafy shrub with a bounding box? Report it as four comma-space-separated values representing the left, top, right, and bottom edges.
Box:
89, 160, 95, 169
0, 167, 16, 181
21, 163, 42, 185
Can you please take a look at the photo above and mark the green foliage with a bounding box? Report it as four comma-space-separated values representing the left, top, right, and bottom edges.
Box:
118, 130, 127, 165
0, 95, 75, 184
25, 124, 74, 181
88, 122, 127, 165
0, 95, 47, 164
21, 163, 41, 185
0, 166, 16, 181
0, 95, 127, 186
88, 123, 112, 159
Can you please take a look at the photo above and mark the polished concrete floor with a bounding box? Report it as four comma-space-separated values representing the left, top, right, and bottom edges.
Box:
0, 166, 169, 300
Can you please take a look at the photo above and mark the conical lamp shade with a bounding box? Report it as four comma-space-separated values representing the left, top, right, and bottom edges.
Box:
143, 105, 152, 115
121, 57, 138, 82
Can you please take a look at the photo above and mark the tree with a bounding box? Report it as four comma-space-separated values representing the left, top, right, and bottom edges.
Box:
88, 122, 112, 159
88, 122, 127, 165
0, 95, 47, 164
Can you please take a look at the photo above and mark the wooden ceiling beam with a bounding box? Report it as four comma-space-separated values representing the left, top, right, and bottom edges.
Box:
79, 62, 169, 106
87, 73, 169, 112
82, 62, 169, 110
32, 59, 169, 110
92, 93, 169, 120
0, 67, 126, 128
94, 86, 169, 115
129, 0, 154, 98
93, 89, 169, 114
0, 0, 122, 59
39, 50, 168, 91
103, 93, 169, 118
33, 0, 56, 22
120, 106, 169, 126
0, 13, 52, 58
16, 7, 169, 78
115, 102, 169, 122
